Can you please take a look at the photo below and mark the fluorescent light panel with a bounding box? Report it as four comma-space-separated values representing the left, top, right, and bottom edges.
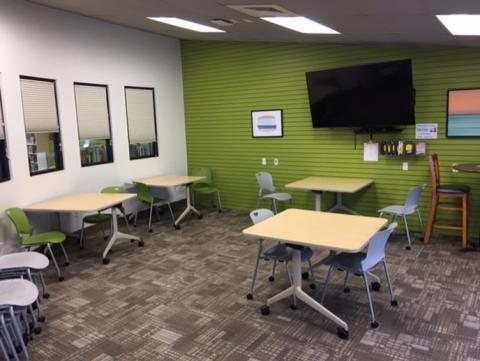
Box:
261, 16, 339, 34
147, 17, 224, 33
436, 14, 480, 35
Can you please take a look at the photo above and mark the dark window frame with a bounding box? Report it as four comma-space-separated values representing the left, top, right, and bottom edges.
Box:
124, 86, 159, 160
0, 88, 10, 183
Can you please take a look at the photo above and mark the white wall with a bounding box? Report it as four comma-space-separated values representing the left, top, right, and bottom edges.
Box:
0, 0, 187, 247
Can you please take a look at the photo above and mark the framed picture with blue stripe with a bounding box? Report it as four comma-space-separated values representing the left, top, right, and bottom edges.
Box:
251, 109, 283, 138
446, 88, 480, 138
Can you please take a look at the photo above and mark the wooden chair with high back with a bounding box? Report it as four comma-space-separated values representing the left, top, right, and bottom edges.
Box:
424, 154, 470, 248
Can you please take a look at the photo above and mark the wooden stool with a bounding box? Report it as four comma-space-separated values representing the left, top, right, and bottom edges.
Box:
423, 154, 470, 248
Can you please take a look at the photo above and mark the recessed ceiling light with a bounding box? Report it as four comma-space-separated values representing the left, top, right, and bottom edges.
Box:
147, 17, 225, 33
436, 14, 480, 35
261, 16, 339, 34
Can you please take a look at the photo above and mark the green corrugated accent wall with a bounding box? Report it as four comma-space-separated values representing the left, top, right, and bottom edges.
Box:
182, 41, 480, 235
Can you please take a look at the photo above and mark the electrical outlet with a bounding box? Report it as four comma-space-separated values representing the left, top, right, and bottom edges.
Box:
452, 163, 459, 173
273, 158, 279, 166
402, 162, 408, 171
261, 157, 267, 166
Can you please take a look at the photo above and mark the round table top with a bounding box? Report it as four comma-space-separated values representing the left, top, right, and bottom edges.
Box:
453, 163, 480, 173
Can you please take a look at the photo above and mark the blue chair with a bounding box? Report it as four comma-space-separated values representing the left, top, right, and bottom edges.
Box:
320, 223, 398, 329
246, 209, 316, 309
378, 184, 425, 250
255, 172, 292, 213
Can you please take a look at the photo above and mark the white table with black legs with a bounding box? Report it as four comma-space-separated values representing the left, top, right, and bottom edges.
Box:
243, 208, 386, 339
133, 175, 205, 229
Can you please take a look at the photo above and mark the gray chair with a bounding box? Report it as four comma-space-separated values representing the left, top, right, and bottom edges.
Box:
256, 172, 292, 213
320, 223, 398, 329
246, 209, 316, 309
378, 184, 425, 250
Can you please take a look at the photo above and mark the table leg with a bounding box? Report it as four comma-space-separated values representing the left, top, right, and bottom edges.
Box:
262, 249, 349, 338
327, 193, 359, 215
313, 191, 322, 211
173, 184, 203, 229
102, 208, 142, 264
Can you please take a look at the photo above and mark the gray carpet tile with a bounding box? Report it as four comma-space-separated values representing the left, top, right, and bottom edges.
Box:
27, 209, 480, 361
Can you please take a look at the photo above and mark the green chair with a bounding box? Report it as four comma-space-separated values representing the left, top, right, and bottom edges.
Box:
134, 182, 175, 232
5, 208, 69, 281
79, 186, 131, 249
191, 167, 222, 212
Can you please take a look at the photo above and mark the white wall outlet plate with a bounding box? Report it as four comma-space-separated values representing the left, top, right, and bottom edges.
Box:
273, 158, 279, 166
261, 157, 267, 165
402, 162, 409, 171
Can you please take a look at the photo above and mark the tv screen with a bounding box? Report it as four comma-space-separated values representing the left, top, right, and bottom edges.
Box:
447, 88, 480, 137
306, 59, 415, 129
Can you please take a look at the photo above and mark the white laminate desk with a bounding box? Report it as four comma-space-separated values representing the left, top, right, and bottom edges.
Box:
133, 175, 205, 229
286, 176, 373, 213
243, 208, 386, 339
25, 193, 142, 264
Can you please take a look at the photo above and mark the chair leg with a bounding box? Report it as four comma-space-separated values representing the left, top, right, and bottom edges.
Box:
0, 315, 18, 361
38, 272, 49, 299
216, 191, 222, 212
272, 200, 278, 214
192, 192, 196, 207
424, 194, 438, 244
343, 271, 349, 292
60, 243, 70, 266
270, 259, 277, 281
8, 308, 29, 361
122, 210, 131, 233
403, 215, 412, 250
247, 240, 263, 299
134, 205, 139, 227
167, 203, 175, 226
416, 208, 424, 232
320, 265, 334, 304
46, 244, 63, 281
79, 220, 85, 249
0, 328, 10, 361
462, 194, 469, 249
148, 203, 153, 232
382, 260, 397, 305
307, 259, 316, 289
362, 271, 377, 327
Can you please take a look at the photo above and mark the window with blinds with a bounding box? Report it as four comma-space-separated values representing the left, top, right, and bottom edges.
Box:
0, 90, 10, 182
125, 86, 158, 159
20, 76, 63, 175
74, 83, 113, 167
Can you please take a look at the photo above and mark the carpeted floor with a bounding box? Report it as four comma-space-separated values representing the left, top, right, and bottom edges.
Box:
28, 209, 480, 361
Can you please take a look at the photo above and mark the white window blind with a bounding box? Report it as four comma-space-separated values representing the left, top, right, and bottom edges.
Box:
125, 88, 157, 144
20, 78, 59, 133
0, 99, 4, 140
74, 84, 111, 140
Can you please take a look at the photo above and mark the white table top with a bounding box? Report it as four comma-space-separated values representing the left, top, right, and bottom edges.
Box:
243, 208, 387, 253
133, 175, 205, 187
24, 193, 136, 213
286, 176, 373, 193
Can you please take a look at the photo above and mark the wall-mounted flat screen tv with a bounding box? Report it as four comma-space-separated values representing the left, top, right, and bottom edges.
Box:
306, 59, 415, 129
447, 88, 480, 137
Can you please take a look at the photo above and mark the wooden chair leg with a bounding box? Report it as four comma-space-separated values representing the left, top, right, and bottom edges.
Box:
462, 194, 469, 249
424, 194, 438, 244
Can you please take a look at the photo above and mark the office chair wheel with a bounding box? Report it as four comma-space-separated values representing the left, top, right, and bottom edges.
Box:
131, 239, 135, 243
64, 262, 70, 267
138, 240, 145, 247
148, 229, 153, 233
337, 327, 349, 339
391, 299, 398, 307
102, 257, 110, 265
268, 276, 275, 282
371, 282, 381, 291
343, 287, 350, 293
38, 315, 46, 322
174, 224, 180, 230
290, 304, 297, 310
79, 246, 84, 250
246, 293, 253, 300
103, 236, 108, 240
43, 292, 50, 299
309, 283, 316, 290
16, 345, 23, 353
406, 246, 411, 250
371, 321, 379, 329
197, 214, 203, 219
302, 272, 309, 280
260, 305, 270, 316
133, 224, 137, 228
58, 276, 64, 282
218, 209, 222, 213
33, 326, 42, 335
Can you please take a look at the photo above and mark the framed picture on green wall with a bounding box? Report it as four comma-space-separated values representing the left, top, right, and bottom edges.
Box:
446, 88, 480, 138
251, 109, 283, 138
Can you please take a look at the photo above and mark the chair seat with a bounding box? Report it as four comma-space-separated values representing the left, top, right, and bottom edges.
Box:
379, 205, 416, 216
0, 279, 39, 307
0, 252, 49, 271
21, 231, 66, 246
138, 196, 167, 205
193, 185, 219, 194
330, 252, 367, 274
438, 184, 470, 194
265, 244, 313, 262
263, 192, 292, 202
83, 213, 111, 224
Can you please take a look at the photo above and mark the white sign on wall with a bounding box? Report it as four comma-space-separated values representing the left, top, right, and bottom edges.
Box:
416, 123, 438, 139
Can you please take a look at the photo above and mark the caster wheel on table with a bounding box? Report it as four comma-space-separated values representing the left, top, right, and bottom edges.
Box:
58, 276, 64, 282
174, 224, 180, 230
43, 292, 50, 299
33, 327, 42, 335
218, 209, 222, 213
138, 240, 145, 247
102, 258, 110, 265
337, 327, 349, 339
268, 276, 275, 282
302, 272, 309, 280
79, 246, 84, 250
371, 282, 381, 291
130, 239, 135, 243
290, 304, 297, 310
371, 321, 379, 329
343, 287, 350, 293
246, 293, 253, 300
64, 262, 70, 267
309, 283, 316, 290
197, 214, 203, 220
406, 246, 411, 250
148, 229, 153, 233
103, 236, 108, 241
391, 299, 398, 307
108, 250, 113, 254
38, 315, 46, 323
260, 305, 270, 316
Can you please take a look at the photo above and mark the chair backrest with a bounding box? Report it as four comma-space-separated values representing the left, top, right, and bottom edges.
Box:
256, 172, 276, 194
361, 222, 397, 271
101, 186, 126, 194
5, 208, 33, 237
134, 182, 153, 203
191, 167, 213, 186
249, 208, 274, 225
404, 184, 426, 212
429, 154, 440, 193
